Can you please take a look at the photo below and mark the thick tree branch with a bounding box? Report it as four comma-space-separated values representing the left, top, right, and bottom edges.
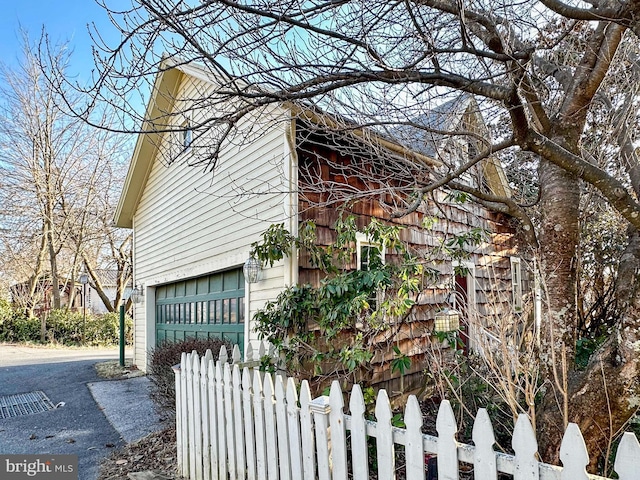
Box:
526, 130, 640, 230
538, 0, 621, 22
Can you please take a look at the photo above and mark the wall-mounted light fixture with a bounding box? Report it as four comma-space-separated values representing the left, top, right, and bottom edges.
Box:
243, 257, 262, 284
131, 284, 144, 303
434, 307, 460, 333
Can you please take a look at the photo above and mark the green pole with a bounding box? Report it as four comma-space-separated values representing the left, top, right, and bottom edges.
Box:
119, 304, 126, 367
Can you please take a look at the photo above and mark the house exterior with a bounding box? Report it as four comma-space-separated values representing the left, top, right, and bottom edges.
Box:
10, 270, 129, 316
114, 60, 530, 373
10, 276, 83, 316
85, 269, 132, 315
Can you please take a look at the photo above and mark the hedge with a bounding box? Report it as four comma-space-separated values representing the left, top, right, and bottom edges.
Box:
0, 306, 133, 346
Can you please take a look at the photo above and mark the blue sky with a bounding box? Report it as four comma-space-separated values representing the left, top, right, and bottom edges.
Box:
0, 0, 124, 79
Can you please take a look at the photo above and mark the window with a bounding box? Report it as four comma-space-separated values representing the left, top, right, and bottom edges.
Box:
355, 233, 385, 316
356, 233, 385, 271
360, 245, 383, 271
510, 257, 523, 312
181, 120, 193, 151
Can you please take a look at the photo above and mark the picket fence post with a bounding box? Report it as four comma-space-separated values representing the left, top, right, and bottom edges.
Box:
179, 352, 189, 479
436, 400, 458, 480
215, 360, 227, 480
200, 352, 212, 480
207, 357, 218, 480
472, 408, 496, 480
299, 381, 316, 480
263, 374, 279, 480
376, 388, 395, 480
193, 353, 204, 480
242, 367, 256, 480
512, 413, 539, 480
405, 395, 425, 480
309, 395, 331, 480
559, 423, 589, 480
173, 360, 183, 477
349, 385, 369, 480
219, 345, 228, 363
245, 343, 254, 363
224, 363, 237, 480
286, 377, 303, 480
329, 381, 348, 479
232, 344, 242, 364
186, 351, 197, 479
275, 376, 291, 480
615, 432, 640, 480
232, 365, 246, 480
253, 371, 267, 480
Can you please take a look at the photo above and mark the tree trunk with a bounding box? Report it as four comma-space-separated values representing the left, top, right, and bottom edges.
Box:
536, 158, 581, 463
47, 221, 60, 310
26, 223, 49, 318
538, 159, 581, 363
538, 226, 640, 472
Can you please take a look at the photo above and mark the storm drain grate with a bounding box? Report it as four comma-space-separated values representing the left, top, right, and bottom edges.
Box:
0, 391, 55, 419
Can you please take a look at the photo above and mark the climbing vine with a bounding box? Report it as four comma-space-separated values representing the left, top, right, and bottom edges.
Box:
252, 215, 434, 388
251, 213, 488, 391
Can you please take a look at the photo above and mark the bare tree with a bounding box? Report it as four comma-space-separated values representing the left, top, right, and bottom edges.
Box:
0, 33, 131, 317
73, 0, 640, 466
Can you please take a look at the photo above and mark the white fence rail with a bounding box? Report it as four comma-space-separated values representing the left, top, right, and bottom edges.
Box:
174, 344, 640, 480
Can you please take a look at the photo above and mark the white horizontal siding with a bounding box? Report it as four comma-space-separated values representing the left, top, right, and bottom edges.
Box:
132, 73, 294, 367
246, 263, 287, 346
136, 123, 289, 282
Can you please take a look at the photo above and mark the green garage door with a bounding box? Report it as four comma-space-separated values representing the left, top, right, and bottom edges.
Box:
155, 268, 245, 351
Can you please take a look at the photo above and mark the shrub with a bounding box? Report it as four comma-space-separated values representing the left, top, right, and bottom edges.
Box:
44, 310, 132, 346
84, 312, 133, 346
0, 314, 40, 342
148, 336, 235, 415
0, 300, 40, 342
0, 298, 12, 324
0, 307, 133, 346
47, 309, 85, 344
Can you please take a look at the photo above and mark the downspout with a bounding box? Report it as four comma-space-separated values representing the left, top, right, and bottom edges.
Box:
284, 116, 299, 287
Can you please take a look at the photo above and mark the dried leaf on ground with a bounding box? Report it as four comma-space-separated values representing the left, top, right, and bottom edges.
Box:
98, 427, 178, 480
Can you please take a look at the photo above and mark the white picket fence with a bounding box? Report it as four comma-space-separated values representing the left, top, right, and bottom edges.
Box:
173, 344, 640, 480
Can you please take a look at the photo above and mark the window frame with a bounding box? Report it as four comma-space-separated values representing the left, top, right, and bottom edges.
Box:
510, 256, 523, 313
356, 232, 385, 271
180, 118, 193, 152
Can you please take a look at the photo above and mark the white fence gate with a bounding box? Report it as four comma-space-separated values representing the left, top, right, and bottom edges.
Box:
174, 344, 640, 480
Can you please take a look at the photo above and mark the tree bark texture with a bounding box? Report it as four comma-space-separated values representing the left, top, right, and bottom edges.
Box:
535, 156, 580, 464
538, 227, 640, 471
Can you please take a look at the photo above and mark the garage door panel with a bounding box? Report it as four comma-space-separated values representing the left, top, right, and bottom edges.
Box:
155, 268, 245, 351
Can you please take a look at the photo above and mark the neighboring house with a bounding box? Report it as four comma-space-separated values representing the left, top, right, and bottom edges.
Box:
11, 276, 82, 316
85, 269, 132, 314
10, 270, 128, 316
114, 60, 531, 373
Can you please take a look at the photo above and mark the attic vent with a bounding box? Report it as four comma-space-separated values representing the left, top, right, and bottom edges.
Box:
0, 391, 55, 419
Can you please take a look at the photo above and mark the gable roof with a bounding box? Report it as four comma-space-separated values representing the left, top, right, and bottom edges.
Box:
390, 94, 473, 158
115, 58, 253, 229
114, 62, 510, 229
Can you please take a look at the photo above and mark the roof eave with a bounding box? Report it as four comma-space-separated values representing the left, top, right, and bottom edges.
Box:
113, 65, 185, 229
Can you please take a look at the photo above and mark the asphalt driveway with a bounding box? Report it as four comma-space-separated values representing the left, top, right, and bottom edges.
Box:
0, 345, 138, 480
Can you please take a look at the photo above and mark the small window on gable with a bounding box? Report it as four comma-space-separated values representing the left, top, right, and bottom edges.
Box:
511, 257, 523, 312
468, 138, 478, 160
181, 120, 193, 151
356, 233, 385, 271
